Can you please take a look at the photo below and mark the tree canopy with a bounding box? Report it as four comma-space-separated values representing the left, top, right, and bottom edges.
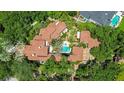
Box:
90, 26, 121, 62
0, 11, 124, 81
76, 61, 120, 81
38, 56, 75, 81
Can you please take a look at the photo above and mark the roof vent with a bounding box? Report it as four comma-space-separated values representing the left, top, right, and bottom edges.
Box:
32, 53, 36, 56
38, 46, 42, 49
55, 21, 59, 25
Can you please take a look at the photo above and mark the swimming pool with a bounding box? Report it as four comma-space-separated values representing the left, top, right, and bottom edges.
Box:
111, 15, 120, 27
60, 41, 71, 53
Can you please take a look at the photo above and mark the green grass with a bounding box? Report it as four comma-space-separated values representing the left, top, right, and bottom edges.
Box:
118, 17, 124, 31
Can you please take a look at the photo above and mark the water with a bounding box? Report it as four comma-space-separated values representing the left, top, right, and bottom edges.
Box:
60, 43, 71, 53
111, 15, 120, 27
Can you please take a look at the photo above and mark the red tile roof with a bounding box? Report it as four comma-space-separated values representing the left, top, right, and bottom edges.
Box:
80, 31, 100, 48
33, 35, 43, 41
40, 21, 66, 42
68, 47, 83, 62
82, 48, 90, 61
68, 47, 90, 62
53, 54, 62, 62
27, 54, 51, 61
30, 39, 45, 46
72, 47, 83, 55
24, 21, 66, 61
24, 41, 50, 61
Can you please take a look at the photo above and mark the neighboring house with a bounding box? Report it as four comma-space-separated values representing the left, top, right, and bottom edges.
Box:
68, 47, 84, 62
68, 31, 100, 63
80, 11, 117, 25
24, 21, 67, 62
68, 47, 90, 63
79, 31, 100, 48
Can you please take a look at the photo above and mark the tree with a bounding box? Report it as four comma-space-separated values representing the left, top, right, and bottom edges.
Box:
38, 56, 74, 81
0, 37, 13, 62
0, 11, 123, 81
0, 61, 10, 80
115, 31, 124, 58
90, 26, 120, 62
47, 11, 63, 19
117, 64, 124, 80
76, 61, 120, 81
66, 11, 77, 17
0, 23, 4, 32
0, 12, 48, 44
11, 59, 35, 81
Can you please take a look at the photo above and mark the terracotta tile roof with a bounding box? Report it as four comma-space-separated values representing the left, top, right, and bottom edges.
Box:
24, 21, 67, 61
24, 42, 49, 55
30, 39, 45, 46
80, 31, 100, 48
33, 35, 43, 41
24, 45, 31, 55
68, 47, 83, 62
53, 54, 62, 62
40, 28, 53, 42
24, 36, 50, 61
27, 54, 51, 61
68, 55, 82, 62
68, 47, 90, 62
32, 46, 48, 56
52, 22, 67, 39
82, 48, 90, 61
72, 47, 83, 55
40, 21, 66, 42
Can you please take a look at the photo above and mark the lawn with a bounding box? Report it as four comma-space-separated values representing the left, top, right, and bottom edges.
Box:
118, 17, 124, 31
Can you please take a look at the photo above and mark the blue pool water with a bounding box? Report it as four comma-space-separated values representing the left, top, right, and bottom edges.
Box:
60, 44, 71, 53
111, 15, 120, 27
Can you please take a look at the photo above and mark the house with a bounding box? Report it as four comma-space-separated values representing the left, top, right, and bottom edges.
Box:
24, 40, 51, 61
24, 21, 99, 63
24, 21, 67, 62
39, 21, 67, 43
68, 31, 100, 63
68, 47, 89, 62
80, 11, 117, 25
79, 31, 100, 48
68, 47, 83, 62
